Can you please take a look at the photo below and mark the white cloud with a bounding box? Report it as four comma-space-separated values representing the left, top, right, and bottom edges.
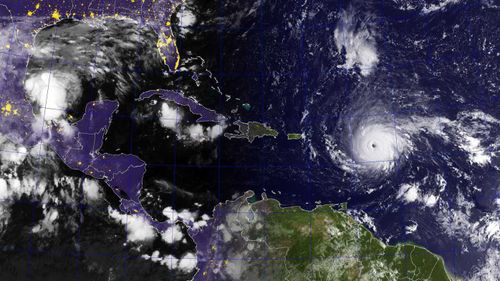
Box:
423, 194, 438, 207
161, 225, 184, 244
405, 222, 418, 234
334, 9, 379, 76
149, 250, 162, 262
162, 206, 211, 231
0, 170, 49, 201
186, 124, 204, 140
470, 249, 500, 280
177, 209, 197, 223
176, 6, 197, 36
435, 194, 500, 280
437, 193, 500, 249
0, 142, 27, 165
192, 214, 210, 230
177, 252, 197, 272
421, 0, 461, 14
158, 103, 226, 142
141, 252, 180, 268
397, 183, 441, 208
436, 174, 447, 192
207, 124, 225, 140
57, 120, 76, 139
165, 255, 179, 268
460, 135, 491, 166
396, 111, 498, 172
0, 204, 11, 234
0, 178, 8, 200
82, 178, 101, 201
162, 206, 199, 223
397, 183, 420, 203
484, 221, 500, 240
30, 117, 47, 136
8, 178, 22, 195
108, 207, 156, 243
32, 207, 59, 235
225, 260, 245, 280
162, 206, 176, 219
348, 209, 378, 233
185, 123, 226, 142
24, 71, 81, 121
159, 102, 182, 130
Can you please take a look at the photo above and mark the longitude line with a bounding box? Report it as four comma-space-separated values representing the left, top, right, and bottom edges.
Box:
170, 3, 182, 280
215, 0, 225, 276
29, 18, 59, 281
256, 1, 270, 279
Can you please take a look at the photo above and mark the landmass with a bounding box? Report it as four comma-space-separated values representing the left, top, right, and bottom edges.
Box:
241, 103, 251, 111
137, 89, 225, 123
189, 191, 452, 281
0, 0, 192, 234
287, 133, 303, 140
0, 2, 457, 280
224, 121, 279, 143
5, 0, 182, 71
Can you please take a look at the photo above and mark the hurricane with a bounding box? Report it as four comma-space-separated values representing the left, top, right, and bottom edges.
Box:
0, 0, 499, 280
349, 116, 408, 173
289, 3, 500, 277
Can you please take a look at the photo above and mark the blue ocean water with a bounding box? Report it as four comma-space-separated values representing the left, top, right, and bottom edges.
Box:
175, 0, 499, 278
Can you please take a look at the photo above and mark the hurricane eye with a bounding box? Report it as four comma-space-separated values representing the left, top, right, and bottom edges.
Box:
348, 122, 409, 173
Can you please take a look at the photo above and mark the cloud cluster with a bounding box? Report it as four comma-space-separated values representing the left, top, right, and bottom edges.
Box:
158, 101, 226, 143
24, 70, 81, 140
108, 207, 157, 243
334, 9, 379, 76
396, 182, 439, 207
24, 71, 82, 121
141, 251, 197, 272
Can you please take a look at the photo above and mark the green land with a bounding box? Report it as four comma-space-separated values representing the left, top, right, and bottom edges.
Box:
287, 133, 303, 140
224, 121, 279, 143
209, 191, 452, 281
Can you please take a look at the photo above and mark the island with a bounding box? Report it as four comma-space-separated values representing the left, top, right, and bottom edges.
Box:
287, 133, 303, 140
224, 121, 279, 143
137, 89, 225, 123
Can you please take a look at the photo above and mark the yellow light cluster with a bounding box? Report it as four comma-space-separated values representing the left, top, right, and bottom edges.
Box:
27, 2, 41, 16
156, 31, 181, 70
1, 102, 19, 116
52, 9, 61, 20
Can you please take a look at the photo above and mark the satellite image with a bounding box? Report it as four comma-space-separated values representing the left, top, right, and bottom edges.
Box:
0, 0, 498, 280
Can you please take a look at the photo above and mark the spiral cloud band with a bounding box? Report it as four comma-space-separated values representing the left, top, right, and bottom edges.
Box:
350, 118, 409, 173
